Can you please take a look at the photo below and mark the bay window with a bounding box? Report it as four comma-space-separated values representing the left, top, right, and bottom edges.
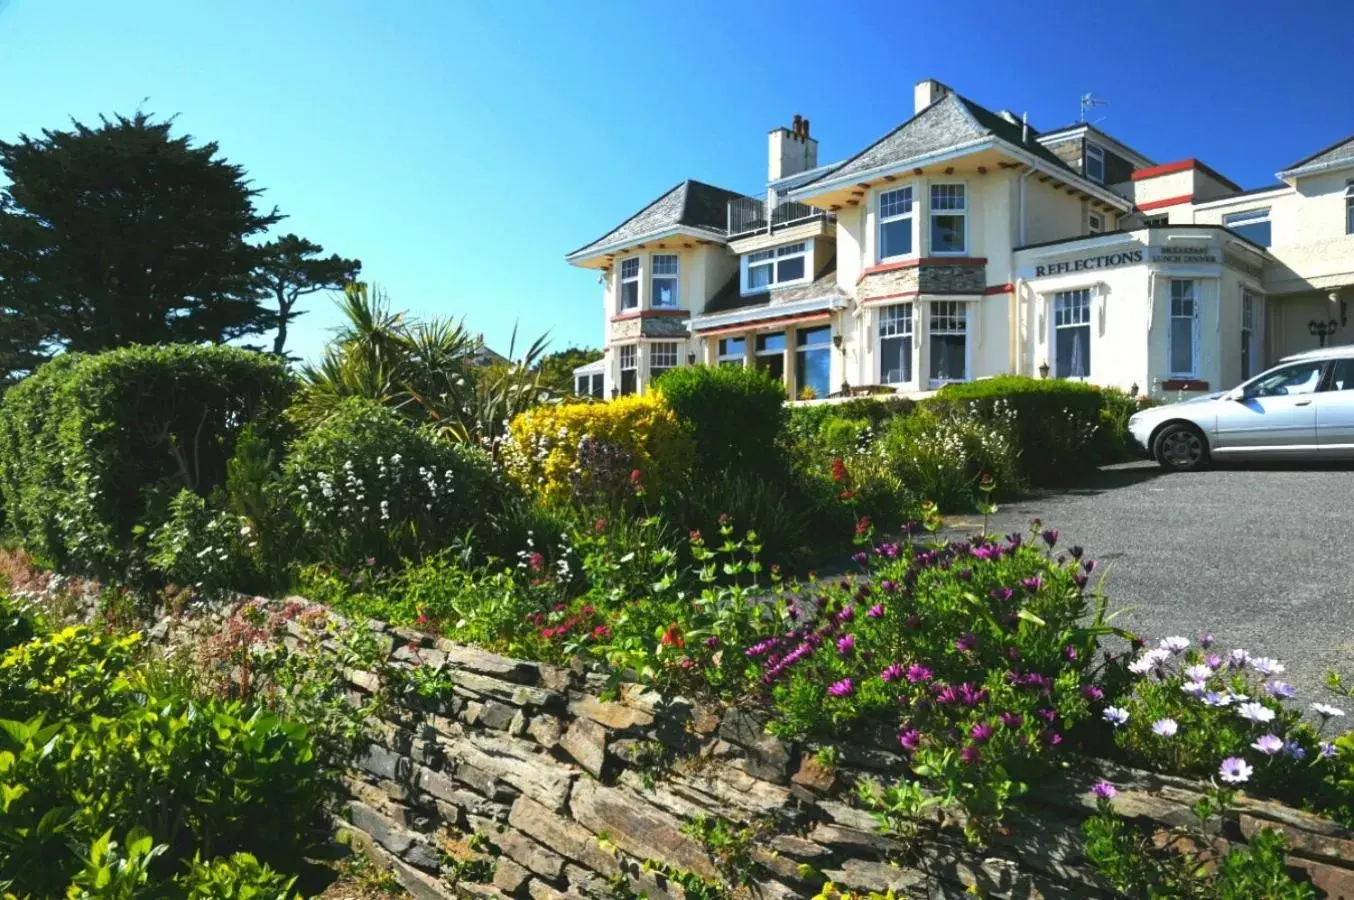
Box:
717, 336, 745, 367
755, 332, 786, 384
877, 186, 914, 260
1053, 289, 1092, 378
619, 258, 640, 311
878, 304, 913, 384
1170, 280, 1198, 377
618, 344, 637, 395
795, 326, 831, 400
651, 254, 679, 308
928, 301, 968, 385
649, 341, 678, 381
929, 184, 967, 255
742, 242, 810, 294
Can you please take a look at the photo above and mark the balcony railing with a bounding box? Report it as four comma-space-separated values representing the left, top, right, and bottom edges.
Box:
727, 196, 833, 238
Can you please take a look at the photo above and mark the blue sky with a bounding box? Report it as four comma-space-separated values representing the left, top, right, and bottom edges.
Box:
2, 0, 1352, 364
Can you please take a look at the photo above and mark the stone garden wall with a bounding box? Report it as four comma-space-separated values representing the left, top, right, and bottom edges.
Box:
58, 589, 1354, 899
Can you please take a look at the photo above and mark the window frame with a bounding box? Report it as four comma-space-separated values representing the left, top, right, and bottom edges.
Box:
618, 344, 638, 395
1241, 289, 1259, 381
650, 253, 680, 309
794, 325, 833, 399
1084, 141, 1106, 183
1169, 279, 1200, 378
754, 331, 787, 385
618, 258, 640, 311
1345, 181, 1354, 235
928, 183, 968, 256
876, 185, 916, 262
717, 336, 746, 367
648, 341, 679, 380
1223, 208, 1273, 248
877, 303, 914, 385
740, 240, 813, 295
1052, 288, 1093, 380
927, 300, 969, 387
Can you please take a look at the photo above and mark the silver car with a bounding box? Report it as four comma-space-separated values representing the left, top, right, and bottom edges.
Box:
1128, 344, 1354, 471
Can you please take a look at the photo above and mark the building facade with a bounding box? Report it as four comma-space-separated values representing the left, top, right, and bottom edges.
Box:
567, 79, 1354, 401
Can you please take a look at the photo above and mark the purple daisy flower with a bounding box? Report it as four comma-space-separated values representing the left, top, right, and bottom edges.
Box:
999, 711, 1024, 729
959, 745, 981, 765
1081, 685, 1104, 701
1219, 757, 1253, 784
1237, 702, 1275, 723
1103, 706, 1129, 726
880, 663, 904, 683
1264, 681, 1297, 700
905, 663, 933, 684
1251, 734, 1284, 756
1042, 528, 1059, 547
1199, 632, 1215, 649
866, 603, 885, 619
897, 728, 922, 751
969, 722, 995, 744
836, 634, 855, 656
955, 632, 979, 653
1151, 718, 1179, 737
827, 678, 854, 697
1091, 780, 1117, 800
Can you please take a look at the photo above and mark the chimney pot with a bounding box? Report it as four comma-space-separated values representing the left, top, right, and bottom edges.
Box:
768, 113, 819, 182
802, 117, 810, 138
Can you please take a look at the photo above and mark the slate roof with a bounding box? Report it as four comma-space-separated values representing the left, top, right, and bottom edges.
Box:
797, 92, 1091, 192
567, 180, 751, 260
703, 255, 845, 315
1279, 135, 1354, 176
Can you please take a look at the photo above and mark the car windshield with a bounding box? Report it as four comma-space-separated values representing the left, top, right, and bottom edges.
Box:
1242, 360, 1325, 398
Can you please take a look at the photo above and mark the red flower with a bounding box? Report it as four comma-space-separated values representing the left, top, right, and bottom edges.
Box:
689, 529, 703, 544
593, 517, 607, 533
416, 614, 429, 626
854, 516, 872, 536
660, 623, 685, 648
831, 458, 848, 483
527, 552, 545, 573
592, 625, 611, 639
839, 489, 856, 501
629, 469, 642, 483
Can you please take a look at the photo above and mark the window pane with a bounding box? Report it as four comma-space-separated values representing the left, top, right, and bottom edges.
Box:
796, 346, 831, 399
1228, 220, 1272, 247
930, 301, 967, 333
880, 337, 911, 384
879, 218, 913, 258
651, 254, 678, 275
748, 263, 772, 289
797, 325, 831, 347
1170, 320, 1194, 374
621, 258, 639, 278
776, 242, 806, 257
931, 214, 966, 254
879, 187, 913, 219
619, 369, 636, 395
1331, 359, 1354, 392
756, 332, 786, 353
1056, 325, 1090, 378
930, 334, 967, 382
1246, 361, 1324, 397
776, 255, 805, 282
718, 337, 744, 358
652, 277, 677, 307
757, 354, 785, 384
930, 184, 966, 210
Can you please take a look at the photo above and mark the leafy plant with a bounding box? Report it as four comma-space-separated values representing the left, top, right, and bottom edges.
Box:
653, 365, 786, 479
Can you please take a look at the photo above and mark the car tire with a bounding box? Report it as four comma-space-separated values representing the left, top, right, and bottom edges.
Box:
1153, 422, 1209, 472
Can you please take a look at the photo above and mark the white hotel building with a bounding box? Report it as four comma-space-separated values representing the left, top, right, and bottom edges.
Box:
567, 79, 1354, 401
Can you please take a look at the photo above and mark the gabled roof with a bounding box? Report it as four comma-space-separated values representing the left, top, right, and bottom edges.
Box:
1278, 134, 1354, 179
566, 179, 750, 262
794, 92, 1083, 192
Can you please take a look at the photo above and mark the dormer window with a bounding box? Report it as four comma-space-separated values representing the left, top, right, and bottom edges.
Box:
1085, 142, 1105, 183
651, 254, 679, 308
741, 241, 811, 294
619, 258, 640, 311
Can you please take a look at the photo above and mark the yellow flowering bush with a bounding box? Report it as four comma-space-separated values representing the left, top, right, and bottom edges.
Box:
502, 394, 694, 504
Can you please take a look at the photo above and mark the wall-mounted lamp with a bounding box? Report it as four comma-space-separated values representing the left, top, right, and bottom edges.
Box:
610, 387, 619, 399
686, 351, 697, 365
833, 333, 849, 395
1038, 360, 1050, 379
1129, 381, 1139, 398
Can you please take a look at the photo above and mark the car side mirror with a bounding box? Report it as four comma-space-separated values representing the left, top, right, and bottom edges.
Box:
1227, 388, 1247, 402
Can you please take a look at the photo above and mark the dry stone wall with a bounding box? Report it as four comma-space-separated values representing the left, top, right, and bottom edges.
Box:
54, 589, 1354, 899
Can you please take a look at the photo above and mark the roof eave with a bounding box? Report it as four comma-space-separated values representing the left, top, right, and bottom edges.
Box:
996, 140, 1134, 211
1276, 157, 1354, 183
691, 295, 848, 331
565, 225, 723, 267
786, 137, 996, 201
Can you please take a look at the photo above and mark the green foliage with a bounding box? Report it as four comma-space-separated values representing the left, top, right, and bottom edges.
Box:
1097, 386, 1161, 462
281, 397, 510, 569
934, 376, 1106, 484
0, 113, 283, 383
535, 346, 604, 395
0, 592, 37, 654
874, 405, 1022, 512
654, 365, 786, 478
257, 233, 361, 357
174, 852, 299, 898
662, 471, 816, 568
147, 490, 255, 598
1084, 794, 1315, 898
0, 345, 293, 579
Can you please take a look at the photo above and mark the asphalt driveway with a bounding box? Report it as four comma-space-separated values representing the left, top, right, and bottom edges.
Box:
945, 461, 1354, 700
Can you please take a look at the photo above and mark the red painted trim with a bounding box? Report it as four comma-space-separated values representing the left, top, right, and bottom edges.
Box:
860, 291, 921, 305
1131, 159, 1199, 180
694, 311, 832, 337
983, 283, 1014, 295
1161, 378, 1210, 392
609, 309, 689, 322
1137, 194, 1193, 212
857, 257, 988, 284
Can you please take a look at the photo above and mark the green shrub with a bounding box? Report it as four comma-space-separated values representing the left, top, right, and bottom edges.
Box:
282, 398, 511, 569
0, 346, 293, 578
1097, 386, 1161, 463
654, 366, 786, 477
175, 852, 300, 898
663, 471, 815, 567
875, 405, 1022, 512
0, 591, 37, 653
933, 376, 1105, 484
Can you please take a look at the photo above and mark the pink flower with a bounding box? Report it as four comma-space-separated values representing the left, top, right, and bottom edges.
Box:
960, 745, 981, 765
827, 678, 854, 697
880, 663, 904, 683
836, 634, 855, 657
905, 664, 933, 683
867, 603, 885, 619
897, 728, 922, 751
1092, 780, 1117, 800
969, 722, 995, 743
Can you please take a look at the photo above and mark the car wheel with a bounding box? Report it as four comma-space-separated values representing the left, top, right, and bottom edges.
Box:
1154, 423, 1209, 472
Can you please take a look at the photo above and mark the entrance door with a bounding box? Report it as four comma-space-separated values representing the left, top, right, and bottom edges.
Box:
1212, 358, 1324, 455
1317, 358, 1354, 456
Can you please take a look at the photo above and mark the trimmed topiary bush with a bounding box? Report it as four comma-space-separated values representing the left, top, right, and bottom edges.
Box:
502, 393, 694, 506
0, 346, 293, 578
933, 376, 1106, 484
653, 365, 786, 477
281, 398, 509, 569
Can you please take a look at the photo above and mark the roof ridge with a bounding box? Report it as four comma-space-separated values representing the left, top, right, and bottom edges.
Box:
565, 179, 687, 259
793, 100, 948, 191
1281, 132, 1354, 173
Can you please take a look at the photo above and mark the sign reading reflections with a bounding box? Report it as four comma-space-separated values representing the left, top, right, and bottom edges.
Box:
1032, 244, 1219, 278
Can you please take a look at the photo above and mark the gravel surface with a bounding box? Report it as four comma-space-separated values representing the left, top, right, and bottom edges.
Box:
943, 461, 1354, 701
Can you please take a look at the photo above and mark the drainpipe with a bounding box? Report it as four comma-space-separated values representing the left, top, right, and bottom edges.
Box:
1013, 165, 1034, 374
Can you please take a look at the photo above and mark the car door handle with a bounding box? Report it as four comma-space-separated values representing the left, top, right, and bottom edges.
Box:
1295, 399, 1313, 406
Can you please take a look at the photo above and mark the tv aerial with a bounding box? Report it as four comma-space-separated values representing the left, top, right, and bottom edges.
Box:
1079, 93, 1108, 124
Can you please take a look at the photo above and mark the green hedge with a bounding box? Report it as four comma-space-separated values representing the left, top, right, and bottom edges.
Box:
0, 345, 294, 577
932, 376, 1106, 484
655, 365, 786, 477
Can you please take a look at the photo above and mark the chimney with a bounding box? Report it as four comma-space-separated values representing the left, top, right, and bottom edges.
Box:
914, 78, 950, 115
768, 114, 819, 182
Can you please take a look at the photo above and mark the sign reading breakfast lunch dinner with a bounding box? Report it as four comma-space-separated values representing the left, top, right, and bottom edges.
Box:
1029, 244, 1219, 278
